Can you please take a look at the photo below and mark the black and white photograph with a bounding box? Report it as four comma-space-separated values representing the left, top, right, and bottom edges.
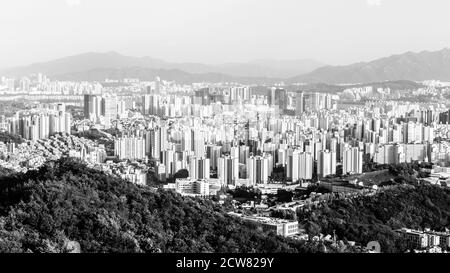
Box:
0, 0, 449, 270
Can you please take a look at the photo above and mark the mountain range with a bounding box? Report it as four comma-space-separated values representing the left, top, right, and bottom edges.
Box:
0, 52, 323, 83
292, 48, 450, 84
53, 67, 279, 85
1, 48, 450, 84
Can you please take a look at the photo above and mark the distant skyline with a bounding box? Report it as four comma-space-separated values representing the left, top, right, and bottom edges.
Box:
1, 0, 450, 67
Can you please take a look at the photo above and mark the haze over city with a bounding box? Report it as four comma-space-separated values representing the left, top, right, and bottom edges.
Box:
1, 0, 450, 67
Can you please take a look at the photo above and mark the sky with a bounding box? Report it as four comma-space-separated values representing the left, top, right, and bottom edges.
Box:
1, 0, 450, 67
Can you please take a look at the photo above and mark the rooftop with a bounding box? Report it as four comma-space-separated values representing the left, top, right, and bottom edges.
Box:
228, 212, 298, 226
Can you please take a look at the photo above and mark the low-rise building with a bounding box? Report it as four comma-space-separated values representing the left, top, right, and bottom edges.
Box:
396, 228, 450, 250
319, 180, 365, 194
396, 228, 428, 249
164, 178, 211, 196
229, 212, 299, 237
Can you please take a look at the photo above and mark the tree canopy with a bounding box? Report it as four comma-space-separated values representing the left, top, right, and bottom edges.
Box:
0, 131, 24, 144
296, 184, 450, 252
0, 158, 336, 253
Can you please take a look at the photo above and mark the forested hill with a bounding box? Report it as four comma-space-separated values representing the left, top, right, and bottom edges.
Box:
298, 184, 450, 252
0, 158, 323, 253
1, 157, 447, 253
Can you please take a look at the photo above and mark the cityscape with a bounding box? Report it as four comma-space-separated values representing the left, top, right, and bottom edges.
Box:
0, 0, 450, 260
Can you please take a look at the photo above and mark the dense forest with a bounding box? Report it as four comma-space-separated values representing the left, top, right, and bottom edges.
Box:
1, 157, 447, 253
0, 158, 349, 253
297, 184, 450, 252
0, 131, 24, 144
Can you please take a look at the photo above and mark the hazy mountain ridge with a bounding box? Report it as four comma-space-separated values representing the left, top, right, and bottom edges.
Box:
289, 48, 450, 84
3, 49, 450, 85
1, 51, 323, 80
53, 66, 282, 85
216, 59, 326, 78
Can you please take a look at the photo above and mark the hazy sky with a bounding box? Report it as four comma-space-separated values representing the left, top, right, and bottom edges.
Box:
1, 0, 450, 67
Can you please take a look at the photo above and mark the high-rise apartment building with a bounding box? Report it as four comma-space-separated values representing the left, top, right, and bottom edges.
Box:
189, 157, 210, 179
317, 150, 336, 178
342, 147, 363, 174
218, 155, 239, 185
114, 137, 146, 160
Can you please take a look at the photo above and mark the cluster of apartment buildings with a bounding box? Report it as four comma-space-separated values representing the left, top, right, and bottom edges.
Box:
2, 79, 450, 198
0, 103, 72, 140
98, 86, 450, 194
0, 74, 103, 96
